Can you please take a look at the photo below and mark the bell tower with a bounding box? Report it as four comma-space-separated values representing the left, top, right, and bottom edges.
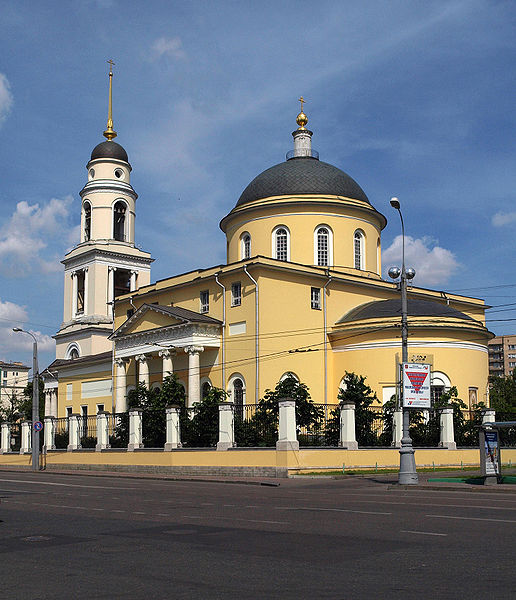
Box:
54, 62, 153, 360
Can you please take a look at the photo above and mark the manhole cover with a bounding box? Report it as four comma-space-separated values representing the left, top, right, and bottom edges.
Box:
21, 535, 53, 542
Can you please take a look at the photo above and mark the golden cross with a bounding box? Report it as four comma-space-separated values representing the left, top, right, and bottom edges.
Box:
107, 59, 115, 74
298, 96, 305, 112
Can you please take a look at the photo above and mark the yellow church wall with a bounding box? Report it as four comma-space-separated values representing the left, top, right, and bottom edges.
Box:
57, 369, 113, 416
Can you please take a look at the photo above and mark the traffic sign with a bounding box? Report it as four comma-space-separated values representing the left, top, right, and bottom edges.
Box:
33, 421, 43, 432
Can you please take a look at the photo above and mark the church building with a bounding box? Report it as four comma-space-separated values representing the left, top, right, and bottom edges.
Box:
45, 72, 492, 421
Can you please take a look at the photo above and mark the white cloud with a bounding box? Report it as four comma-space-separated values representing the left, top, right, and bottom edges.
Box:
151, 37, 186, 61
0, 196, 73, 276
382, 235, 460, 287
0, 73, 13, 124
0, 298, 54, 362
492, 211, 516, 227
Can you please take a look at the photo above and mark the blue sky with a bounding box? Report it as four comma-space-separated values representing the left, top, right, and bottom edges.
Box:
1, 0, 516, 369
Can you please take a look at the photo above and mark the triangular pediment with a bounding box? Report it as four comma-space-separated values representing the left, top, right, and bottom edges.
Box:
111, 303, 221, 339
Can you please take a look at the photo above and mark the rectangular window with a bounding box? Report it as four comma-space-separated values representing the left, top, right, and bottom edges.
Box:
311, 287, 321, 310
200, 290, 209, 313
231, 282, 241, 307
96, 404, 105, 414
114, 269, 131, 298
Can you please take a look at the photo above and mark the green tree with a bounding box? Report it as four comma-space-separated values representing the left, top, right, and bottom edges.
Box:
21, 378, 45, 421
181, 386, 226, 448
489, 369, 516, 413
337, 372, 381, 446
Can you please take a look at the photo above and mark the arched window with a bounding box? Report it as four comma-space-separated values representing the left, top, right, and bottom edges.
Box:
202, 381, 211, 399
241, 234, 251, 260
354, 230, 365, 270
273, 227, 289, 261
314, 226, 333, 266
430, 371, 451, 406
83, 202, 91, 242
113, 201, 127, 242
233, 378, 244, 418
66, 343, 80, 360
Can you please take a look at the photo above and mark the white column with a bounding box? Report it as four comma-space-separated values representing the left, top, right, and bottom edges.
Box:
128, 408, 143, 451
67, 414, 81, 451
44, 417, 56, 450
51, 389, 58, 418
217, 402, 235, 450
276, 399, 299, 451
159, 348, 175, 379
130, 270, 137, 292
439, 406, 456, 450
71, 271, 78, 317
20, 421, 32, 454
44, 390, 51, 418
482, 408, 496, 424
392, 409, 403, 447
0, 423, 11, 453
107, 266, 115, 317
164, 405, 181, 450
83, 266, 89, 315
114, 358, 128, 413
185, 346, 204, 408
96, 412, 110, 451
135, 354, 150, 388
339, 401, 358, 450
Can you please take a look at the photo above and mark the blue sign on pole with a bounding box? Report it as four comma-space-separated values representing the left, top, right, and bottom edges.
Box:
33, 421, 43, 432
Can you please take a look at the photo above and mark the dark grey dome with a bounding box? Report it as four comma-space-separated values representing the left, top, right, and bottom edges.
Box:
236, 157, 369, 206
90, 141, 128, 162
337, 299, 474, 324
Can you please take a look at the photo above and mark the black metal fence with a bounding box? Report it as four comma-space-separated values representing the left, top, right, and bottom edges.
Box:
54, 417, 68, 449
80, 415, 97, 448
494, 411, 516, 447
10, 422, 20, 451
298, 404, 339, 446
234, 404, 278, 447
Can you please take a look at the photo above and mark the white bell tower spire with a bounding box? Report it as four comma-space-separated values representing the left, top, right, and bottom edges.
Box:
54, 63, 153, 360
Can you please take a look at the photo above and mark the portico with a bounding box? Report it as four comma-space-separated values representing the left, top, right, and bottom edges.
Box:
110, 304, 221, 409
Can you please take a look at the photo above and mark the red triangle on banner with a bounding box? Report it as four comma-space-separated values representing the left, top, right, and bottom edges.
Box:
406, 371, 428, 393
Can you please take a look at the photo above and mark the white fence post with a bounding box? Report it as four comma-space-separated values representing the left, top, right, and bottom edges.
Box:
439, 406, 456, 449
217, 402, 235, 451
20, 421, 32, 454
339, 401, 358, 450
0, 422, 11, 453
276, 398, 299, 451
128, 409, 143, 451
165, 405, 181, 450
43, 417, 56, 451
67, 414, 81, 451
392, 409, 403, 447
96, 412, 110, 451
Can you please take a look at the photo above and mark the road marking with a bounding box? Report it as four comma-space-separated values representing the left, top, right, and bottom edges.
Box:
157, 513, 169, 517
133, 511, 146, 515
0, 478, 136, 490
342, 498, 516, 511
185, 515, 289, 525
246, 505, 259, 508
401, 530, 447, 537
200, 502, 214, 506
111, 509, 125, 513
427, 514, 516, 524
275, 506, 391, 515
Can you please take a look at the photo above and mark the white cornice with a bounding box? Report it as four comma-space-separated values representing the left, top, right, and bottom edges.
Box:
80, 179, 137, 200
332, 339, 488, 353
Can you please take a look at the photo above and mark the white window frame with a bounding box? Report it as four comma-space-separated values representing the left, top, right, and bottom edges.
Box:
311, 287, 321, 310
353, 230, 365, 270
83, 200, 92, 242
314, 225, 333, 267
65, 342, 81, 360
231, 282, 242, 307
200, 290, 209, 313
272, 225, 290, 261
228, 373, 246, 406
241, 233, 251, 260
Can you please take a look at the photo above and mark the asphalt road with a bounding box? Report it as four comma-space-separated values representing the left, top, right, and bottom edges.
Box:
0, 471, 515, 599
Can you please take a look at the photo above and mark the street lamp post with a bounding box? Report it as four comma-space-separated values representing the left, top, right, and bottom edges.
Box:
13, 328, 40, 471
388, 198, 418, 485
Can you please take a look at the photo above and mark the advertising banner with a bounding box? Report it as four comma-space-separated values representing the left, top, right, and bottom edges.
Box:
483, 430, 499, 476
402, 362, 431, 408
